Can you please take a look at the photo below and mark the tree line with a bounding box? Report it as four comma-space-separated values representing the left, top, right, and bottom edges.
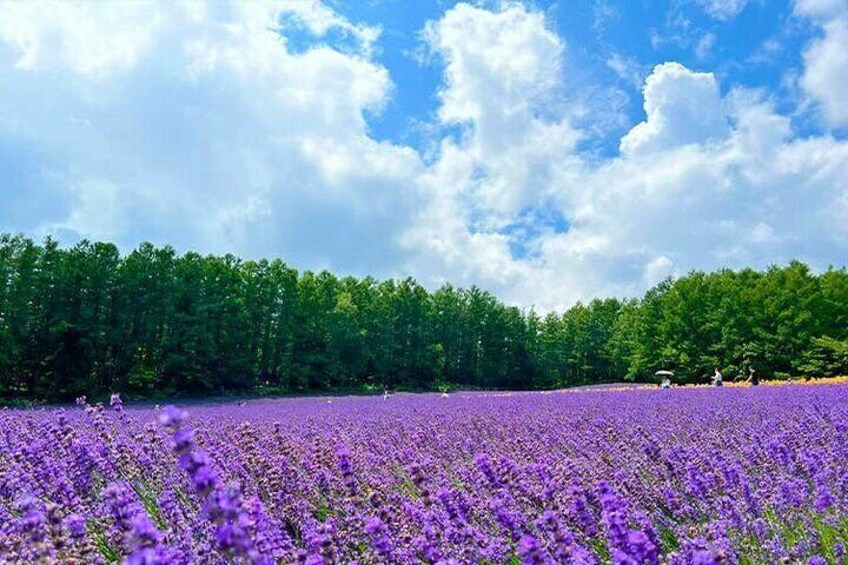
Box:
1, 234, 846, 402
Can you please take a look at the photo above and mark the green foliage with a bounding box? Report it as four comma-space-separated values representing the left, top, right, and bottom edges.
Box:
798, 336, 848, 378
0, 233, 846, 401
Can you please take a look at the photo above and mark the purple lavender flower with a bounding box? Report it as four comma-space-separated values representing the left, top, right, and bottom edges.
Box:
336, 446, 358, 496
517, 534, 546, 565
365, 516, 394, 560
1, 382, 847, 563
158, 405, 264, 563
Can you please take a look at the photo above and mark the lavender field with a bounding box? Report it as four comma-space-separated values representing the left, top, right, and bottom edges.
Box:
3, 385, 848, 564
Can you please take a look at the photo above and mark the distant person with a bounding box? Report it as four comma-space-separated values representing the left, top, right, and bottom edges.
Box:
713, 369, 723, 387
383, 389, 390, 401
746, 367, 760, 386
660, 377, 671, 389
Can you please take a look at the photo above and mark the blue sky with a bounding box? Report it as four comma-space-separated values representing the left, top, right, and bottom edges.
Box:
0, 0, 846, 310
336, 0, 819, 152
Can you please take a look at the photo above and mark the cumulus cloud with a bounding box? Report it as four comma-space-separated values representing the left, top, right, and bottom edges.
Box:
0, 0, 846, 311
407, 17, 848, 310
0, 0, 161, 76
0, 0, 421, 274
796, 0, 848, 128
402, 2, 584, 304
568, 89, 847, 283
620, 62, 729, 156
420, 2, 579, 218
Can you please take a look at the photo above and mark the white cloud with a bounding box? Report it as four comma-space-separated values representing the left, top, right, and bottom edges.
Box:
620, 62, 729, 156
796, 0, 848, 128
425, 2, 563, 126
695, 32, 716, 60
0, 0, 846, 312
274, 0, 379, 44
539, 83, 847, 307
644, 256, 675, 286
0, 0, 421, 274
407, 37, 848, 310
748, 222, 780, 245
795, 0, 847, 19
419, 2, 580, 219
606, 53, 644, 88
698, 0, 750, 20
0, 0, 162, 76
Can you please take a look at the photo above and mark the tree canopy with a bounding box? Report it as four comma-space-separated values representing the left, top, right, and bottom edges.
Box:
1, 234, 846, 402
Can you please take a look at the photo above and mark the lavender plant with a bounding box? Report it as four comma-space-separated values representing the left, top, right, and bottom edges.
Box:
1, 384, 847, 563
